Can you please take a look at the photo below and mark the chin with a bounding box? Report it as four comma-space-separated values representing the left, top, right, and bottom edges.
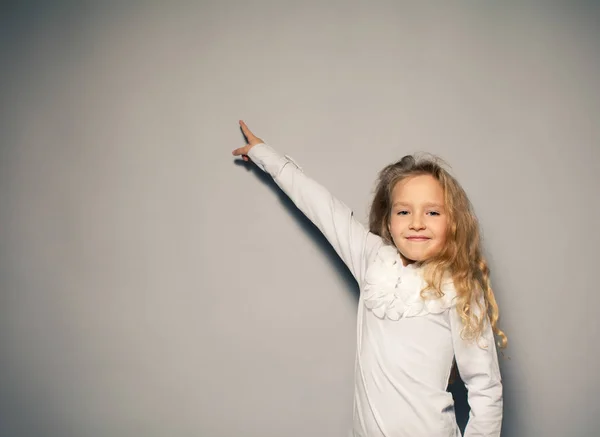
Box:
397, 251, 423, 265
399, 249, 435, 264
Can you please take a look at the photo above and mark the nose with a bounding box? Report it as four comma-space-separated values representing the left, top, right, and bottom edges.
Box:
409, 214, 426, 231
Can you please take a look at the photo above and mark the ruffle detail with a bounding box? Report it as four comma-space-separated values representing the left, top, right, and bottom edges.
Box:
363, 245, 457, 321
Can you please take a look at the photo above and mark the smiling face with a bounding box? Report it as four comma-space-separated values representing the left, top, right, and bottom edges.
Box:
388, 174, 448, 265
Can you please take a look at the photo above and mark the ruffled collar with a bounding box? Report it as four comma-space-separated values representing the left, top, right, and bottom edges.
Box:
363, 245, 457, 321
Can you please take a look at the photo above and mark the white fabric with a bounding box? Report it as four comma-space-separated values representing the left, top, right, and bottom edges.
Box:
247, 144, 503, 437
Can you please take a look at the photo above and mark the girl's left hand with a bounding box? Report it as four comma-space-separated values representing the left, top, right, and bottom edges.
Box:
232, 120, 264, 162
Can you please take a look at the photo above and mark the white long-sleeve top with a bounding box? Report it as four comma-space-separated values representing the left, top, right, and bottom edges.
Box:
247, 143, 503, 437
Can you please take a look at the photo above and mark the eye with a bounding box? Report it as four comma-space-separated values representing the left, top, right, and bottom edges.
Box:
427, 211, 441, 216
396, 210, 409, 216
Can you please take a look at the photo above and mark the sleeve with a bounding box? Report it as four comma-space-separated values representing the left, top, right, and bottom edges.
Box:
449, 306, 503, 437
247, 143, 382, 285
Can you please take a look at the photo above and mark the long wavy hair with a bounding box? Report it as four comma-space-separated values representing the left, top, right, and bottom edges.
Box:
369, 154, 507, 348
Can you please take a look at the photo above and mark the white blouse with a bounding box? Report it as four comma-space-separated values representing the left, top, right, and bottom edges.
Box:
247, 143, 503, 437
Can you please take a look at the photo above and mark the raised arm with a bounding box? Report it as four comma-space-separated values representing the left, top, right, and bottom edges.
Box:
232, 121, 382, 285
450, 306, 503, 437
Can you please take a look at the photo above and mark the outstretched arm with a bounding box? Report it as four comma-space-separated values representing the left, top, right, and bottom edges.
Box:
232, 121, 382, 285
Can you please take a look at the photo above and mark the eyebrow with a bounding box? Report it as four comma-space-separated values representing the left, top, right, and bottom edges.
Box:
392, 202, 445, 209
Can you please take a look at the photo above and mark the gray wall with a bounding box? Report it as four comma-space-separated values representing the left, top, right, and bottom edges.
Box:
1, 2, 599, 436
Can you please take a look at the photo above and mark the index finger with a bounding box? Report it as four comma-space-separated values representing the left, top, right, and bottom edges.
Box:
239, 120, 256, 140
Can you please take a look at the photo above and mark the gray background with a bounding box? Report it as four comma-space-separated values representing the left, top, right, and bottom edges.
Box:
1, 2, 599, 436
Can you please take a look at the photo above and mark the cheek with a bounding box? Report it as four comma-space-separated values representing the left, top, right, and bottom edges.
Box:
434, 221, 448, 244
439, 222, 448, 237
388, 217, 404, 234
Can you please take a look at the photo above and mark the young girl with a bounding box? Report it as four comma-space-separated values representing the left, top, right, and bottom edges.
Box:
232, 120, 506, 437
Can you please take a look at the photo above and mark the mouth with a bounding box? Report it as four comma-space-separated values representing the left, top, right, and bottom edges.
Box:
406, 236, 430, 242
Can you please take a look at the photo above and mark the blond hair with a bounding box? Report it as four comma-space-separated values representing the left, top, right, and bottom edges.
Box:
369, 154, 507, 348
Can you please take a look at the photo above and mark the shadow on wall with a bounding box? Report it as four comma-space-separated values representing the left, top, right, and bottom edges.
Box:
234, 158, 471, 432
234, 158, 360, 299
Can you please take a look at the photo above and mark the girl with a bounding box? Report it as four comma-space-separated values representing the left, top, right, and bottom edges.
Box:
232, 120, 506, 437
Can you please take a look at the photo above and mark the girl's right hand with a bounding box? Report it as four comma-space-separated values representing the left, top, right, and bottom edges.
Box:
232, 120, 264, 162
